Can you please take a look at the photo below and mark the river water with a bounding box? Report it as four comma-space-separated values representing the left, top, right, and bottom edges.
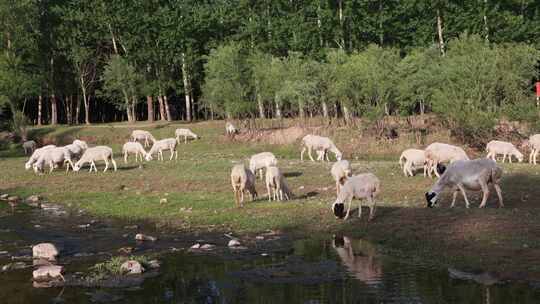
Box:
0, 203, 538, 304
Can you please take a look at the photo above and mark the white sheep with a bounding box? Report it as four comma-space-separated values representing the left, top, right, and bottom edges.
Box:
130, 130, 156, 147
425, 158, 503, 209
122, 142, 149, 163
230, 164, 258, 207
33, 147, 75, 174
22, 140, 36, 155
175, 128, 199, 144
331, 160, 353, 195
424, 142, 469, 178
300, 135, 342, 162
485, 140, 523, 163
25, 145, 56, 170
73, 146, 117, 172
265, 165, 292, 201
145, 138, 178, 161
399, 148, 427, 177
63, 143, 85, 161
225, 122, 238, 135
523, 134, 540, 164
72, 139, 88, 151
249, 152, 277, 179
331, 173, 380, 221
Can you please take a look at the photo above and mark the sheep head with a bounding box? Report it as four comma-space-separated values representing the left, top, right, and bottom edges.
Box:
332, 200, 345, 218
425, 192, 438, 208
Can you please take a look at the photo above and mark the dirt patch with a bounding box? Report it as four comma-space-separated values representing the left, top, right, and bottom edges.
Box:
234, 126, 311, 145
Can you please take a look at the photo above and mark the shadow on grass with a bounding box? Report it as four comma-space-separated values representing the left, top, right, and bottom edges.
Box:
295, 191, 319, 200
284, 171, 303, 178
117, 165, 140, 171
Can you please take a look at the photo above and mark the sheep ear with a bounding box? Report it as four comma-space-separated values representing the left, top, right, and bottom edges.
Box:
436, 163, 446, 175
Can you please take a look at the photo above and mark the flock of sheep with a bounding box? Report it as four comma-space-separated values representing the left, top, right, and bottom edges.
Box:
19, 123, 540, 221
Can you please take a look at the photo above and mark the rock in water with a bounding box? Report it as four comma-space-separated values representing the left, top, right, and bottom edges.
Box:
135, 234, 157, 242
120, 260, 145, 275
33, 265, 64, 281
32, 243, 59, 261
228, 239, 241, 247
26, 195, 41, 203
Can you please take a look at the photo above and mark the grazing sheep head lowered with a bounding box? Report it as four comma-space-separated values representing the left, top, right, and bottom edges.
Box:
425, 191, 438, 208
72, 163, 81, 172
335, 151, 343, 161
332, 201, 345, 218
144, 154, 153, 161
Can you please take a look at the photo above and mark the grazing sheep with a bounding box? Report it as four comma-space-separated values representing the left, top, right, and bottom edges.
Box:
331, 160, 353, 195
225, 122, 237, 135
331, 173, 380, 221
300, 135, 342, 162
485, 140, 523, 163
25, 145, 56, 170
130, 130, 156, 147
22, 140, 36, 155
73, 146, 117, 173
175, 128, 199, 144
145, 138, 178, 161
32, 147, 75, 174
230, 164, 257, 207
399, 148, 427, 177
122, 142, 149, 163
249, 152, 277, 179
524, 134, 540, 164
72, 139, 88, 151
424, 142, 469, 178
63, 143, 85, 161
425, 158, 503, 209
265, 166, 292, 201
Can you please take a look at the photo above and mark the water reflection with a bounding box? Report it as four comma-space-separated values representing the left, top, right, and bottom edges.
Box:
332, 235, 383, 286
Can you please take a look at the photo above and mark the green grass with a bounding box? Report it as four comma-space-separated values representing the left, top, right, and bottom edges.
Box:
2, 120, 540, 279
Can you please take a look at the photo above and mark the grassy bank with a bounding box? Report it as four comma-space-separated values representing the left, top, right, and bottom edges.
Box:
1, 120, 540, 280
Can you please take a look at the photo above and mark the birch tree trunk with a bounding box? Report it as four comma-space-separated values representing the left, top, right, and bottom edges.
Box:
146, 95, 154, 122
75, 94, 81, 124
342, 102, 350, 124
437, 9, 445, 56
50, 94, 58, 125
321, 99, 329, 118
275, 99, 282, 119
182, 53, 192, 122
157, 95, 166, 121
257, 94, 265, 119
37, 95, 42, 126
483, 0, 489, 42
163, 95, 172, 121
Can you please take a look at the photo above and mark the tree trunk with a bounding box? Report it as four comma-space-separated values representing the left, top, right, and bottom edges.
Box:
483, 0, 489, 42
75, 94, 81, 124
163, 95, 172, 121
338, 0, 344, 48
342, 103, 350, 124
146, 95, 154, 122
50, 94, 58, 125
275, 99, 282, 119
84, 97, 90, 125
257, 94, 265, 119
182, 53, 192, 122
298, 102, 305, 120
123, 92, 132, 122
437, 8, 445, 56
37, 95, 42, 126
131, 95, 137, 122
322, 100, 329, 118
65, 95, 72, 125
378, 0, 384, 45
158, 95, 166, 120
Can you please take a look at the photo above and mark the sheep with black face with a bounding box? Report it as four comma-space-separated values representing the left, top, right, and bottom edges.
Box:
425, 158, 503, 208
331, 173, 380, 221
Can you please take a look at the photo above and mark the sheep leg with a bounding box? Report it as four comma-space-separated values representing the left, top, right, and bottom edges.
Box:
403, 161, 409, 176
493, 183, 504, 208
434, 161, 441, 178
367, 195, 376, 221
124, 152, 128, 164
175, 149, 178, 161
529, 150, 534, 163
103, 158, 109, 172
509, 154, 512, 163
266, 182, 271, 202
300, 147, 306, 161
344, 196, 354, 220
336, 181, 340, 196
307, 147, 315, 162
423, 163, 427, 177
478, 180, 490, 208
450, 188, 459, 208
111, 158, 117, 171
169, 148, 174, 161
534, 149, 539, 165
184, 136, 187, 144
502, 154, 507, 163
456, 184, 470, 208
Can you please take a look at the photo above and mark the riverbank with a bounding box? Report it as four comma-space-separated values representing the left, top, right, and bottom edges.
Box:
1, 121, 540, 281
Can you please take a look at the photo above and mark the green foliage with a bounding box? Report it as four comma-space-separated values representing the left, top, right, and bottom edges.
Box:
101, 55, 142, 111
202, 42, 252, 118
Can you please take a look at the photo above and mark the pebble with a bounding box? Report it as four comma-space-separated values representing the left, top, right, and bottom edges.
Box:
135, 234, 157, 242
120, 260, 144, 275
228, 239, 241, 247
33, 265, 64, 281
